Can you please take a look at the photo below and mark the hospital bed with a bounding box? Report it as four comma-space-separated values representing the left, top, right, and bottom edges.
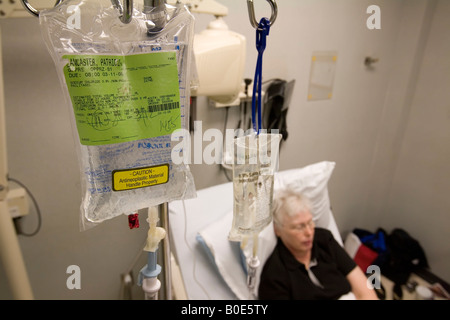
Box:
168, 161, 343, 300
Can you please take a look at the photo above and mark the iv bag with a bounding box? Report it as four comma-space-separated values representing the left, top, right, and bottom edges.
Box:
39, 1, 196, 230
229, 131, 281, 241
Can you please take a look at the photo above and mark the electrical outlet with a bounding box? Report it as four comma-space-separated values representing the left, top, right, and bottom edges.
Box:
7, 187, 29, 218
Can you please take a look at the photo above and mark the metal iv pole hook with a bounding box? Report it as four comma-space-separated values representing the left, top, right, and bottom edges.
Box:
247, 0, 278, 29
111, 0, 134, 24
21, 0, 63, 17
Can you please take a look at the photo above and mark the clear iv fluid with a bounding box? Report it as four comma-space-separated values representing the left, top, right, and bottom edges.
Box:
231, 172, 274, 237
229, 132, 281, 241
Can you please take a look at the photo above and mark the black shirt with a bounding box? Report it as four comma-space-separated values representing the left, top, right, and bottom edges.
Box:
258, 228, 356, 300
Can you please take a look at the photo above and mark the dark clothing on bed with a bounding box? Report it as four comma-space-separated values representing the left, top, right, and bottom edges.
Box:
258, 228, 356, 300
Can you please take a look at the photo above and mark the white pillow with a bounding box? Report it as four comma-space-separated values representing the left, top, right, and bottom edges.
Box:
197, 161, 340, 299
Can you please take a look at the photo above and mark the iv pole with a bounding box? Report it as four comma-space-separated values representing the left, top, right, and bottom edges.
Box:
0, 27, 34, 300
159, 202, 171, 299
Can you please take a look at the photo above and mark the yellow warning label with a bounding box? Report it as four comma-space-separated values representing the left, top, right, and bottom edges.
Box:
112, 164, 169, 191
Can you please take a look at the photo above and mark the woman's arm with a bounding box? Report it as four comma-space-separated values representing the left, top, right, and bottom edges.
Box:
346, 266, 379, 300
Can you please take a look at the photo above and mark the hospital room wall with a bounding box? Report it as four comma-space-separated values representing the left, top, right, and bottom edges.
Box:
377, 0, 450, 281
190, 0, 450, 281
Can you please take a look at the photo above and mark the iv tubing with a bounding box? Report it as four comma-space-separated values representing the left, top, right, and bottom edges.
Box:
246, 232, 260, 297
139, 206, 166, 299
140, 250, 162, 300
142, 276, 161, 300
144, 207, 165, 252
252, 232, 258, 258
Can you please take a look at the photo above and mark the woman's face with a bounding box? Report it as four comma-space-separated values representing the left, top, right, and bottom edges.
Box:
275, 209, 315, 254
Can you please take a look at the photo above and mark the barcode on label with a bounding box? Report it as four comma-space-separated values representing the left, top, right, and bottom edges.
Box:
148, 102, 180, 112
